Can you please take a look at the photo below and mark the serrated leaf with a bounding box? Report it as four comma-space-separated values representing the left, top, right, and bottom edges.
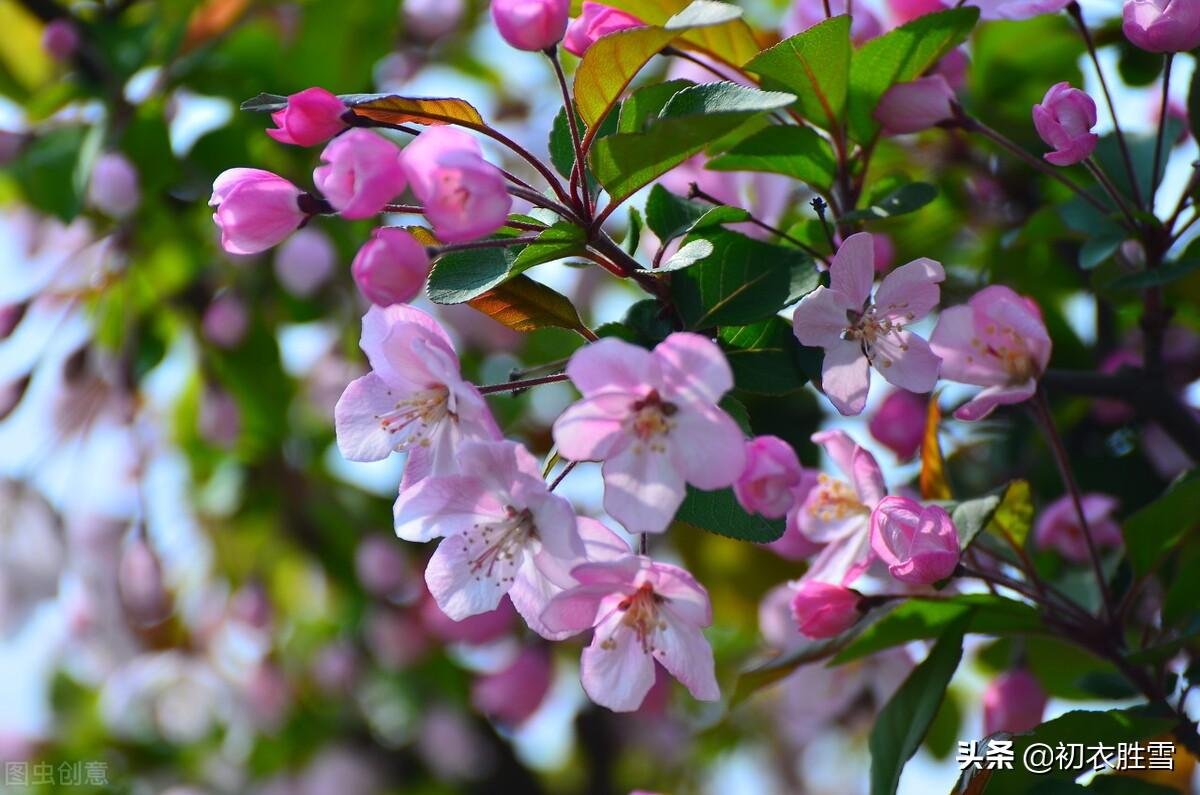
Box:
746, 16, 852, 132
601, 0, 760, 68
842, 182, 938, 222
426, 245, 520, 304
719, 317, 816, 395
846, 8, 979, 144
466, 276, 589, 337
707, 125, 837, 191
617, 79, 695, 134
510, 223, 588, 271
674, 486, 785, 543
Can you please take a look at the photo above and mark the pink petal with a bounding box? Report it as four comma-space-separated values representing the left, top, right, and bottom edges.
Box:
821, 338, 872, 416
668, 404, 747, 490
811, 430, 859, 481
954, 380, 1038, 421
360, 304, 457, 389
652, 616, 719, 702
655, 332, 734, 405
874, 257, 945, 323
508, 563, 574, 640
425, 538, 511, 619
872, 331, 942, 394
852, 448, 887, 506
804, 523, 875, 586
334, 372, 402, 462
540, 583, 620, 634
930, 305, 1006, 387
566, 337, 660, 396
647, 564, 713, 627
792, 287, 855, 348
458, 438, 543, 484
552, 393, 634, 461
829, 232, 876, 308
393, 476, 505, 542
602, 445, 688, 534
580, 614, 657, 712
523, 489, 586, 560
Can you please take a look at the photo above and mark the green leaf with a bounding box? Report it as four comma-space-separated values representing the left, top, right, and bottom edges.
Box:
600, 0, 761, 69
12, 127, 88, 221
706, 125, 837, 191
655, 239, 715, 271
591, 82, 796, 202
846, 7, 979, 144
550, 106, 619, 196
1126, 615, 1200, 665
645, 184, 710, 242
466, 276, 590, 336
953, 492, 1003, 552
1110, 258, 1200, 289
841, 182, 938, 222
1079, 226, 1127, 270
868, 613, 968, 795
670, 230, 819, 328
596, 299, 674, 347
673, 486, 785, 543
719, 317, 816, 395
617, 79, 694, 134
745, 16, 852, 132
510, 223, 588, 271
426, 245, 520, 304
985, 480, 1035, 547
1123, 470, 1200, 575
1093, 120, 1186, 205
626, 206, 644, 255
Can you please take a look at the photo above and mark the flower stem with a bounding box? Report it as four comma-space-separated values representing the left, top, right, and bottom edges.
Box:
477, 372, 569, 394
688, 183, 830, 265
548, 460, 578, 491
546, 46, 592, 219
1084, 160, 1140, 231
431, 235, 541, 257
1151, 53, 1175, 212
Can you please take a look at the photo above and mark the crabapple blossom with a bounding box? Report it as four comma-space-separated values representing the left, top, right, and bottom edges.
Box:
766, 471, 822, 560
542, 555, 719, 712
942, 0, 1071, 21
402, 127, 512, 243
392, 440, 587, 636
210, 168, 308, 255
333, 305, 500, 482
274, 227, 336, 297
792, 232, 944, 416
470, 646, 553, 725
734, 436, 804, 520
874, 75, 956, 134
491, 0, 570, 52
265, 87, 348, 147
1123, 0, 1200, 53
795, 430, 888, 586
789, 580, 862, 639
314, 130, 407, 220
563, 3, 642, 56
1032, 83, 1098, 166
869, 389, 927, 460
552, 334, 746, 534
929, 285, 1052, 420
87, 153, 141, 219
870, 496, 960, 584
983, 670, 1047, 735
1033, 493, 1123, 563
351, 227, 430, 307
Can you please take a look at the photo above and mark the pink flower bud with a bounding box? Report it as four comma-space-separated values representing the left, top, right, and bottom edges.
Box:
872, 233, 896, 274
1123, 0, 1200, 53
734, 435, 804, 519
355, 536, 413, 598
420, 593, 515, 645
869, 389, 927, 461
1032, 83, 1098, 167
42, 18, 79, 62
87, 152, 141, 219
875, 75, 956, 135
1033, 493, 1123, 563
870, 495, 960, 584
202, 294, 249, 348
266, 87, 348, 147
564, 3, 643, 56
789, 581, 862, 639
210, 168, 307, 255
246, 663, 291, 730
491, 0, 570, 51
274, 227, 336, 297
118, 535, 172, 627
887, 0, 947, 23
983, 670, 1047, 735
314, 130, 407, 220
403, 128, 512, 243
351, 227, 430, 306
470, 646, 553, 725
403, 0, 466, 40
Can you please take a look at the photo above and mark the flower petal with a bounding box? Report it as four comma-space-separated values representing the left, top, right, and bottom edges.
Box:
424, 537, 511, 620
580, 615, 656, 712
655, 332, 734, 405
873, 331, 942, 394
652, 615, 719, 702
508, 562, 574, 640
792, 287, 855, 348
566, 337, 660, 396
829, 232, 876, 308
821, 338, 871, 416
874, 257, 944, 322
668, 403, 746, 490
602, 445, 687, 534
954, 379, 1038, 421
393, 475, 506, 542
334, 373, 403, 462
552, 393, 634, 461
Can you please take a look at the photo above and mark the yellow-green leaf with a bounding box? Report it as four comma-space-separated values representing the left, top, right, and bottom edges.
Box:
467, 275, 591, 338
986, 480, 1034, 547
346, 95, 485, 128
601, 0, 761, 69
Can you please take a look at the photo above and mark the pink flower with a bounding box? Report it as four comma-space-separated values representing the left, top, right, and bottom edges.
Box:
1124, 0, 1200, 52
314, 129, 408, 220
870, 496, 960, 584
265, 87, 348, 147
333, 305, 500, 481
471, 646, 553, 726
734, 436, 804, 520
403, 128, 512, 243
887, 0, 948, 23
869, 389, 927, 461
564, 3, 642, 56
1033, 493, 1122, 563
552, 334, 746, 534
795, 430, 887, 586
789, 581, 862, 639
542, 555, 719, 712
393, 440, 587, 636
786, 0, 883, 44
929, 285, 1052, 421
1032, 83, 1098, 166
768, 471, 823, 560
943, 0, 1071, 21
491, 0, 570, 51
792, 232, 944, 416
87, 153, 140, 218
874, 75, 956, 135
983, 670, 1047, 735
274, 227, 336, 297
42, 18, 79, 61
210, 168, 308, 255
351, 227, 431, 307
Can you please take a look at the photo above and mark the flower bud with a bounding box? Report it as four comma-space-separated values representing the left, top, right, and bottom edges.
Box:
351, 227, 430, 307
874, 75, 956, 135
118, 534, 172, 627
202, 294, 249, 349
563, 3, 642, 56
789, 580, 862, 639
403, 127, 512, 243
314, 129, 407, 220
1123, 0, 1200, 53
87, 153, 141, 219
42, 18, 79, 62
869, 389, 927, 461
886, 0, 947, 23
470, 646, 553, 725
210, 168, 307, 255
403, 0, 466, 40
1032, 83, 1098, 167
983, 670, 1047, 735
1033, 493, 1123, 563
734, 435, 804, 519
266, 87, 348, 147
274, 227, 336, 297
491, 0, 570, 51
870, 495, 960, 584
